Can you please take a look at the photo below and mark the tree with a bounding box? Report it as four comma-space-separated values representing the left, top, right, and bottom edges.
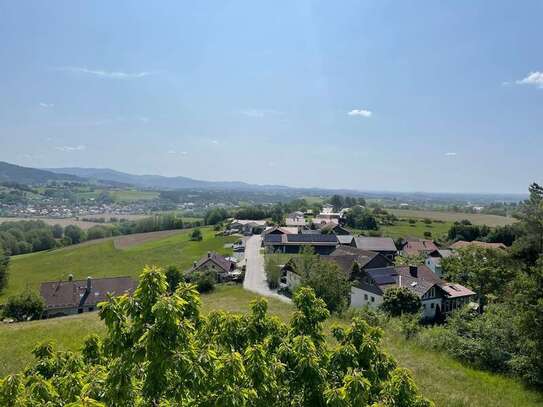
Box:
270, 205, 285, 225
0, 266, 432, 406
441, 246, 515, 313
300, 260, 351, 313
394, 253, 426, 267
330, 194, 344, 212
52, 224, 63, 239
264, 255, 282, 289
447, 220, 490, 242
512, 183, 543, 264
0, 247, 8, 293
64, 225, 86, 244
165, 265, 183, 293
345, 206, 379, 230
2, 290, 44, 321
381, 287, 421, 317
204, 208, 229, 225
190, 228, 203, 241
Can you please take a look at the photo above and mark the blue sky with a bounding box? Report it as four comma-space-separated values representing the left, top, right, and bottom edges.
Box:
0, 1, 541, 193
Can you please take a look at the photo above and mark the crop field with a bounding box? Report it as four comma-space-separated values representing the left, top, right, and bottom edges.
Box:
0, 285, 541, 407
381, 219, 453, 240
109, 190, 160, 202
0, 228, 235, 302
387, 209, 516, 227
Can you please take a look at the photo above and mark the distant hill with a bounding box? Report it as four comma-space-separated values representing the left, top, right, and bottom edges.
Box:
0, 161, 82, 184
46, 167, 290, 191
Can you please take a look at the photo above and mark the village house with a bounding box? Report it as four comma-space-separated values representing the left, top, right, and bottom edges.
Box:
350, 265, 475, 319
351, 236, 398, 260
425, 249, 454, 276
262, 226, 299, 236
285, 211, 307, 227
189, 251, 236, 282
40, 276, 136, 318
228, 219, 267, 235
401, 239, 439, 257
263, 233, 339, 255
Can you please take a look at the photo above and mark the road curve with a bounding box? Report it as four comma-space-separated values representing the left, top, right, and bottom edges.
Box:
242, 235, 291, 303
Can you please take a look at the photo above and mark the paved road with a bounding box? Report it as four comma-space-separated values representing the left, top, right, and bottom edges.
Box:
243, 235, 291, 303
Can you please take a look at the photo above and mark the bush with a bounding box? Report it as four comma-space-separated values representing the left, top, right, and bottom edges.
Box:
264, 255, 282, 289
381, 287, 421, 317
195, 270, 216, 293
165, 265, 183, 292
190, 228, 203, 241
3, 290, 44, 321
423, 231, 432, 238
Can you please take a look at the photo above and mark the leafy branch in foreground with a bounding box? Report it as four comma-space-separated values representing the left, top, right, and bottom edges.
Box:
0, 265, 433, 406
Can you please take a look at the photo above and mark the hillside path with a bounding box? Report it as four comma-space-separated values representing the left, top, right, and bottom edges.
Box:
243, 235, 291, 303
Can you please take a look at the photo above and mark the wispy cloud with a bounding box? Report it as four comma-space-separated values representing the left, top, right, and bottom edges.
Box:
39, 102, 54, 108
167, 150, 188, 156
55, 145, 86, 152
55, 66, 156, 79
347, 109, 372, 117
211, 140, 219, 144
240, 108, 282, 118
513, 71, 543, 89
444, 152, 457, 156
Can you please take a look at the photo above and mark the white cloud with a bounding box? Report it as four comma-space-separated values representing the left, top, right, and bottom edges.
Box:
240, 108, 282, 118
444, 152, 457, 156
167, 150, 177, 154
39, 102, 54, 108
55, 145, 86, 152
347, 109, 372, 117
211, 140, 219, 144
167, 150, 188, 156
56, 66, 155, 79
514, 71, 543, 88
180, 151, 188, 155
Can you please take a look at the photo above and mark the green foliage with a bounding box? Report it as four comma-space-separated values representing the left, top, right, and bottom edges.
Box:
3, 290, 44, 321
190, 228, 203, 241
512, 182, 543, 264
441, 246, 515, 312
193, 269, 216, 293
0, 266, 432, 406
204, 208, 229, 225
447, 219, 490, 242
264, 255, 282, 289
345, 206, 379, 230
0, 220, 59, 255
165, 265, 183, 293
0, 247, 8, 292
64, 225, 86, 245
381, 288, 421, 317
394, 254, 426, 267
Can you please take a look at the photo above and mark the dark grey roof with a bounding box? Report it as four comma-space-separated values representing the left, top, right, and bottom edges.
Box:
40, 276, 136, 310
192, 252, 234, 273
353, 237, 397, 252
287, 234, 338, 243
336, 235, 355, 245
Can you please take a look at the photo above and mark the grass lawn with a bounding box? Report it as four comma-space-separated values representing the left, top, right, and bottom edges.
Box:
0, 285, 541, 407
1, 228, 236, 302
387, 209, 516, 227
380, 219, 453, 240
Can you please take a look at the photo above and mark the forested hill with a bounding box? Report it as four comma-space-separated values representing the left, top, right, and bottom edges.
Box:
0, 161, 82, 185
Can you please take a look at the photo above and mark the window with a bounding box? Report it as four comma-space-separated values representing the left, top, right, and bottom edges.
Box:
371, 296, 375, 302
364, 294, 368, 300
430, 303, 434, 309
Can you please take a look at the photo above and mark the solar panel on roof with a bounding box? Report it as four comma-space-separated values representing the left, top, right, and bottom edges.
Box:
264, 235, 282, 243
287, 234, 337, 243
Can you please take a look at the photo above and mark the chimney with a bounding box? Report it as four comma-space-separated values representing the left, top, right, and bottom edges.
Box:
68, 274, 73, 282
193, 261, 197, 268
86, 276, 92, 292
409, 266, 418, 278
207, 251, 211, 258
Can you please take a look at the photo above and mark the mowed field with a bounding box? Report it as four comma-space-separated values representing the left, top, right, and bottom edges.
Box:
0, 228, 235, 302
0, 285, 541, 407
388, 209, 516, 227
381, 219, 452, 240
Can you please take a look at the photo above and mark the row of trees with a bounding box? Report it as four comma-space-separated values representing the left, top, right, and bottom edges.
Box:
0, 214, 201, 257
0, 266, 432, 406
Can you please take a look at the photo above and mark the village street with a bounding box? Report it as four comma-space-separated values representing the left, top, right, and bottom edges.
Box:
242, 235, 291, 303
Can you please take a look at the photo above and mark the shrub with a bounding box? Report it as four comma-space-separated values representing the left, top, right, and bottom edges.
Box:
190, 228, 203, 241
3, 290, 44, 321
381, 287, 421, 317
195, 270, 216, 293
264, 255, 282, 289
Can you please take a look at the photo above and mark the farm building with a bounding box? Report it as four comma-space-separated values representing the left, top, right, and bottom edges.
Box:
40, 276, 136, 318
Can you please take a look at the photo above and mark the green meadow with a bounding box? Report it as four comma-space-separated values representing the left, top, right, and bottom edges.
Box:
1, 228, 235, 302
0, 285, 541, 407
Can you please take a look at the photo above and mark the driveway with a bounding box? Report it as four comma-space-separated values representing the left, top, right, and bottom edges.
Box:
242, 235, 291, 303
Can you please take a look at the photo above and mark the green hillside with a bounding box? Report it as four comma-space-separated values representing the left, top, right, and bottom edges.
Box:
0, 285, 540, 407
1, 228, 235, 302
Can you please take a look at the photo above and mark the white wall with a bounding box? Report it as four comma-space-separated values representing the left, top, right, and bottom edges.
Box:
286, 270, 301, 290
421, 298, 442, 319
350, 287, 383, 308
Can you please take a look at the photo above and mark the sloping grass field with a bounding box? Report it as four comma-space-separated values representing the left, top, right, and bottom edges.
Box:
0, 228, 235, 301
0, 285, 541, 407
